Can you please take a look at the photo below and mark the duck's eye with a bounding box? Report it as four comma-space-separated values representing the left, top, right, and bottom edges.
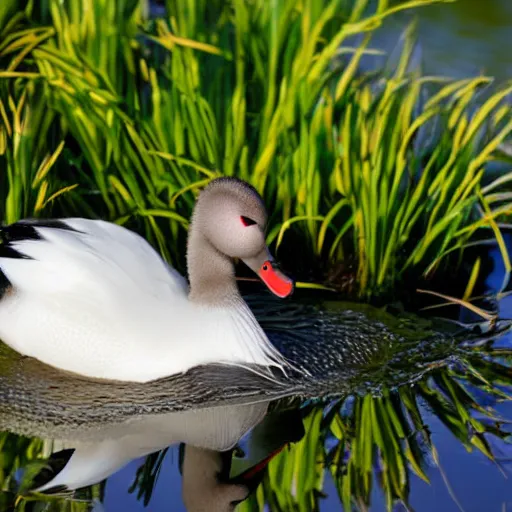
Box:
240, 216, 257, 227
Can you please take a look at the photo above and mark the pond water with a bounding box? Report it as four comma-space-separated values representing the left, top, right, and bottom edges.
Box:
3, 251, 511, 512
375, 0, 512, 84
97, 247, 512, 512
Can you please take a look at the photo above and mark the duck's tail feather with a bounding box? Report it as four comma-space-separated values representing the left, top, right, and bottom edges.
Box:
32, 442, 131, 493
30, 448, 75, 495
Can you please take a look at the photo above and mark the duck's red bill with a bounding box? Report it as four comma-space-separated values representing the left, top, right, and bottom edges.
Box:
258, 260, 294, 298
231, 446, 285, 488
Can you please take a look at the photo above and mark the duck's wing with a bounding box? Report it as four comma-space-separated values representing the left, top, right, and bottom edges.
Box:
0, 219, 189, 380
0, 218, 188, 302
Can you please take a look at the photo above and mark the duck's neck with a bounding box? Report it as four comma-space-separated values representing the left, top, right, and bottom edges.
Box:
182, 446, 249, 511
187, 228, 239, 305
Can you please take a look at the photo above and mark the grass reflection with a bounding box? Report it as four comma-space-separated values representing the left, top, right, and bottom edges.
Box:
241, 336, 512, 511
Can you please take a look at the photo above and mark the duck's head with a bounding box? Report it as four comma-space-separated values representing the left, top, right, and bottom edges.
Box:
188, 177, 293, 300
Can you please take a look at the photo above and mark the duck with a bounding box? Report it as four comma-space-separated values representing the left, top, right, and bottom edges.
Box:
0, 177, 294, 382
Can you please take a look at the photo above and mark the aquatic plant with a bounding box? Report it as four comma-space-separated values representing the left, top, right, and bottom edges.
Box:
241, 345, 512, 511
1, 0, 511, 296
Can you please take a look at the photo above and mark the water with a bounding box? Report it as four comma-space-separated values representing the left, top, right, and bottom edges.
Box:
375, 0, 512, 84
0, 264, 506, 510
3, 280, 510, 511
98, 250, 512, 512
418, 0, 512, 83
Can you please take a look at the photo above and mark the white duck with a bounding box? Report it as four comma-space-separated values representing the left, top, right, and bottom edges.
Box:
0, 177, 293, 382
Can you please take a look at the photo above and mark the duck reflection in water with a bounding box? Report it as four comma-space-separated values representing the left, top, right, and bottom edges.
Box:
181, 409, 305, 512
28, 405, 304, 512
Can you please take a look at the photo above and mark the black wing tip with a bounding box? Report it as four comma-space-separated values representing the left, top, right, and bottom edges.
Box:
1, 219, 76, 241
15, 219, 77, 231
0, 219, 77, 261
29, 448, 75, 494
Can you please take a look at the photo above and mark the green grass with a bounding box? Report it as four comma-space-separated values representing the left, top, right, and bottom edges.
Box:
1, 0, 512, 510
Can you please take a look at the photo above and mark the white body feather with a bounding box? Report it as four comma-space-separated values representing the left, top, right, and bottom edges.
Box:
0, 219, 285, 382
